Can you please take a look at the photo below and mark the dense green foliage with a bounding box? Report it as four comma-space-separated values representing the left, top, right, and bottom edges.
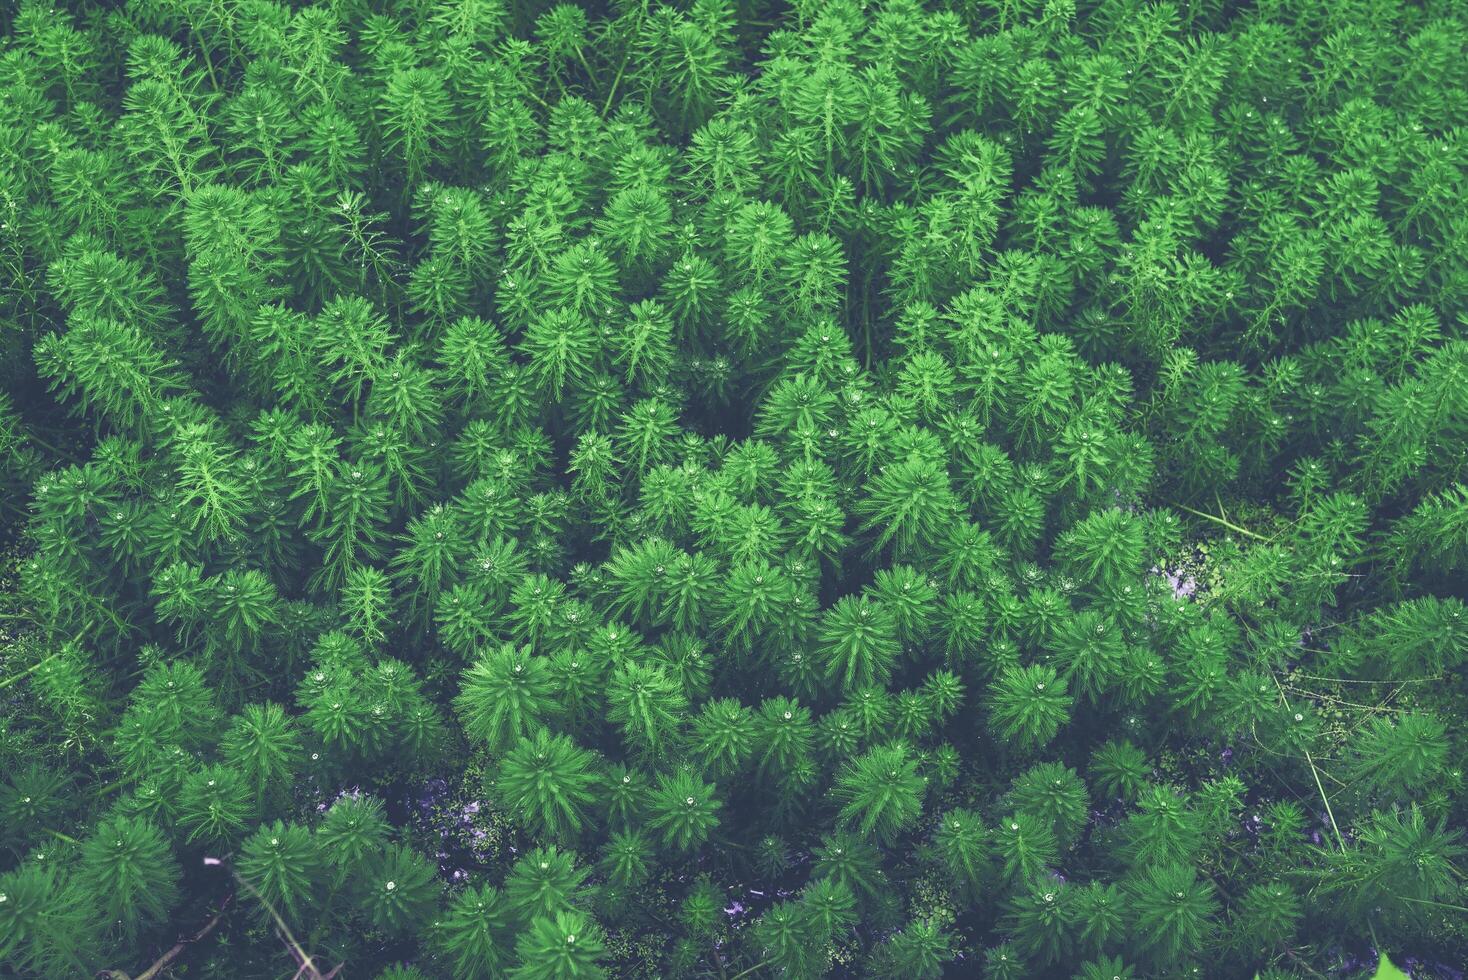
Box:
1, 0, 1466, 976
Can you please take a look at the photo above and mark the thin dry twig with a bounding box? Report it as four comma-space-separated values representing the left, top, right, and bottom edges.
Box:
1268, 672, 1347, 853
99, 893, 233, 980
232, 869, 343, 979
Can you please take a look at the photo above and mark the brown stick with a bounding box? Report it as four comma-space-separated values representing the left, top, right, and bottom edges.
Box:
234, 870, 344, 980
99, 893, 234, 980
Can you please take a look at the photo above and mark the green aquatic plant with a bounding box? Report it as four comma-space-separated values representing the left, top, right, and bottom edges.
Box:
1, 0, 1466, 976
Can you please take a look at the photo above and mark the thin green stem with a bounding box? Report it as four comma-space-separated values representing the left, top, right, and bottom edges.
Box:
18, 428, 82, 463
727, 959, 773, 980
601, 0, 649, 117
1171, 501, 1270, 541
1394, 895, 1468, 913
1305, 747, 1347, 853
0, 650, 66, 692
